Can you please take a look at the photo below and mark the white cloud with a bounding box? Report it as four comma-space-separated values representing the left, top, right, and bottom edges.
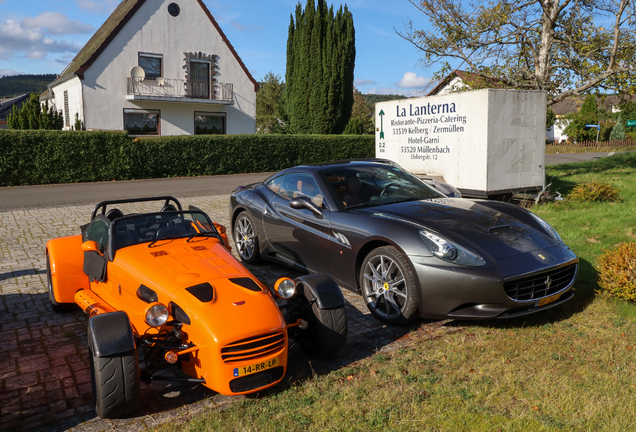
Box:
0, 68, 21, 76
354, 78, 377, 86
0, 18, 82, 60
23, 12, 94, 36
396, 72, 431, 89
366, 87, 418, 97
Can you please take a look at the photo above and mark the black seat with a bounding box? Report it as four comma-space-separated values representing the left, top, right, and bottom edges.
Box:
106, 208, 124, 221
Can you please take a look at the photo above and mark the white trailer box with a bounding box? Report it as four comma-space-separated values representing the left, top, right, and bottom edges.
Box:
375, 89, 547, 197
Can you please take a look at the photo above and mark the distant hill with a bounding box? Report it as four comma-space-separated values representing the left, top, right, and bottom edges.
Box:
363, 93, 408, 112
0, 74, 57, 98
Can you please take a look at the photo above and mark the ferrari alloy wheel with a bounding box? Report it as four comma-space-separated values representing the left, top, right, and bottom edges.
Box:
234, 212, 260, 264
90, 346, 140, 419
360, 246, 419, 325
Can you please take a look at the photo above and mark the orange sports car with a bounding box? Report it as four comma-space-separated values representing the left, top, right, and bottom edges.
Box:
46, 196, 347, 418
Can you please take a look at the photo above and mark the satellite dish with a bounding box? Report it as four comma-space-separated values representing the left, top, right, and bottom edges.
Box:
129, 66, 145, 83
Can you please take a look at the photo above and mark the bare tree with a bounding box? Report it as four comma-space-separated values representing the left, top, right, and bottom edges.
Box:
398, 0, 636, 105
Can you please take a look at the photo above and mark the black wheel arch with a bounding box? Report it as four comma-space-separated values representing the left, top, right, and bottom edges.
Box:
294, 274, 345, 309
88, 311, 136, 358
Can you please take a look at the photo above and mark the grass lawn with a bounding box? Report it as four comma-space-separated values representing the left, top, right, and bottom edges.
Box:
162, 153, 636, 432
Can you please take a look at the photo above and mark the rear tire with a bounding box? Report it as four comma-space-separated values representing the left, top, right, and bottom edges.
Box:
298, 293, 348, 357
234, 212, 260, 264
46, 251, 73, 313
90, 346, 140, 419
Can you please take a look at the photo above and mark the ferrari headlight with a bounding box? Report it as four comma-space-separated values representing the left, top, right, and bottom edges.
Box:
274, 277, 296, 299
529, 212, 564, 245
419, 229, 485, 266
144, 302, 169, 327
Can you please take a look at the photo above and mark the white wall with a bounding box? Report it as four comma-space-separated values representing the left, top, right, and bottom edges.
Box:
51, 77, 83, 131
79, 0, 256, 135
547, 119, 570, 143
375, 89, 547, 196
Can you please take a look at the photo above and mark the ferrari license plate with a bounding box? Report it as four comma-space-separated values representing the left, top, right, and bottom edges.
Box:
233, 357, 279, 378
537, 292, 563, 307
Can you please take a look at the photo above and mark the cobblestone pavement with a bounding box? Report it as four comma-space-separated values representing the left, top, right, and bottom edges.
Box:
0, 195, 455, 432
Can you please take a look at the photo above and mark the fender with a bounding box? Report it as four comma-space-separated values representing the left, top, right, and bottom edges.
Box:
46, 235, 89, 304
295, 274, 345, 309
88, 311, 136, 357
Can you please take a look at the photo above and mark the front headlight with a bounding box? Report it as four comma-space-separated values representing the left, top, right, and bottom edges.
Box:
419, 229, 485, 266
529, 212, 564, 245
274, 277, 297, 299
144, 302, 169, 327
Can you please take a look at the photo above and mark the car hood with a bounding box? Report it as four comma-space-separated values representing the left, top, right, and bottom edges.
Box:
359, 198, 559, 260
116, 237, 286, 341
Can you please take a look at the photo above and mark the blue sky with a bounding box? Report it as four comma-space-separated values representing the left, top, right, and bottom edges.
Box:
0, 0, 437, 96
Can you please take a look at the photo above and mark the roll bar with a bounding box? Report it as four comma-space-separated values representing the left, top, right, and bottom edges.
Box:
91, 196, 182, 221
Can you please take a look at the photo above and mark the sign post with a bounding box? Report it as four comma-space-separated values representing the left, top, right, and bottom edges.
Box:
627, 120, 636, 127
585, 124, 600, 143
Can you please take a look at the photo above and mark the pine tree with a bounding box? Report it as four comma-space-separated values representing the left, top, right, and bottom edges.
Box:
6, 93, 64, 130
610, 115, 625, 141
284, 0, 355, 134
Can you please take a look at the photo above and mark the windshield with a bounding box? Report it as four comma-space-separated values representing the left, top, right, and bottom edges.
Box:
111, 211, 219, 250
319, 164, 444, 210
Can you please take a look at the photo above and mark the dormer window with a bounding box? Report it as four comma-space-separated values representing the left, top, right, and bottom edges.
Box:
139, 53, 162, 79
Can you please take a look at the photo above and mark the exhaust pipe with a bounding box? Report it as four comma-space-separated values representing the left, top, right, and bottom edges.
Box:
75, 290, 114, 317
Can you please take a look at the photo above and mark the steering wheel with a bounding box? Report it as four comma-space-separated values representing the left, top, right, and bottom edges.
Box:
380, 183, 398, 197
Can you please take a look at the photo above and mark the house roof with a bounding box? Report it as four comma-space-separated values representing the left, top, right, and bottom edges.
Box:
550, 94, 636, 116
52, 0, 259, 91
0, 93, 29, 122
427, 70, 510, 96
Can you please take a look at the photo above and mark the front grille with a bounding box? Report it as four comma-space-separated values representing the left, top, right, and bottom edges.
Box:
229, 366, 285, 393
221, 332, 286, 363
504, 264, 577, 301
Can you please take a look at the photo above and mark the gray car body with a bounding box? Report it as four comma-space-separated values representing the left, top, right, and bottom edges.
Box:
230, 160, 578, 320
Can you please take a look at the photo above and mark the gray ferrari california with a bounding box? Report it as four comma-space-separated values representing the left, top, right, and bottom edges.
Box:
230, 159, 578, 325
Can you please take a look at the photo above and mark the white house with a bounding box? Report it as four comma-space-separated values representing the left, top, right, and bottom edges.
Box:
49, 0, 258, 135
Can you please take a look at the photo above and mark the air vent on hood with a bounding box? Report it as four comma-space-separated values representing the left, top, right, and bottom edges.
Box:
230, 277, 262, 292
169, 301, 191, 325
137, 284, 158, 303
150, 250, 168, 257
186, 282, 215, 302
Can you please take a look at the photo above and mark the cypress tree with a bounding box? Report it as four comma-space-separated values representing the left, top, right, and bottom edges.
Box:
285, 0, 355, 134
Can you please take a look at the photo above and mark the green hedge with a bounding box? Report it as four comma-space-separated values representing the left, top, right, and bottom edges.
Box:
0, 130, 375, 186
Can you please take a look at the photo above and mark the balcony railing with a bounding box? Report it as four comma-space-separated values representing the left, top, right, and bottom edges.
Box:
126, 77, 233, 102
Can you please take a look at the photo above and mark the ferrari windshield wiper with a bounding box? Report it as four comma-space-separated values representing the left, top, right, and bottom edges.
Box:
345, 202, 381, 210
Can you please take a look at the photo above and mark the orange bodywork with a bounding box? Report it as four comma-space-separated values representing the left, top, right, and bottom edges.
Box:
47, 232, 288, 395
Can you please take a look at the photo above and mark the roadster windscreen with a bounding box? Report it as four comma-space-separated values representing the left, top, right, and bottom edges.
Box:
319, 165, 445, 209
111, 211, 221, 250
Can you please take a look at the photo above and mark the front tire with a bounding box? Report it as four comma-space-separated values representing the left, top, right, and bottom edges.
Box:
234, 212, 260, 264
360, 246, 419, 325
298, 293, 348, 357
90, 346, 140, 419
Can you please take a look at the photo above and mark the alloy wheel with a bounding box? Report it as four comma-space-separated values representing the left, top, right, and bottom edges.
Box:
362, 254, 408, 320
235, 215, 256, 261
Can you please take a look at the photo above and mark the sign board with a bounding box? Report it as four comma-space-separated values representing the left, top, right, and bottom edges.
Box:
627, 120, 636, 127
375, 89, 547, 197
585, 124, 600, 129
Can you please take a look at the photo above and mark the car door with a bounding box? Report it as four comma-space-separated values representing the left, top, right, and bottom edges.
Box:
261, 173, 331, 272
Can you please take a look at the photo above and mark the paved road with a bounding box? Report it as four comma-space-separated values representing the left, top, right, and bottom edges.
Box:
0, 151, 629, 211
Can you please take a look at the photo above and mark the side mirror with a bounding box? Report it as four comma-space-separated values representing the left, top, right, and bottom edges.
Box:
82, 240, 102, 255
214, 223, 227, 234
289, 197, 322, 217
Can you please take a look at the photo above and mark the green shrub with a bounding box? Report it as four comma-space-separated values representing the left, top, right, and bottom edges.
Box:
0, 131, 375, 186
596, 242, 636, 302
567, 181, 621, 202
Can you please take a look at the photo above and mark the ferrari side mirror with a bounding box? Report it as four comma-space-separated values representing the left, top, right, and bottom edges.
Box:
289, 197, 322, 217
82, 240, 103, 255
